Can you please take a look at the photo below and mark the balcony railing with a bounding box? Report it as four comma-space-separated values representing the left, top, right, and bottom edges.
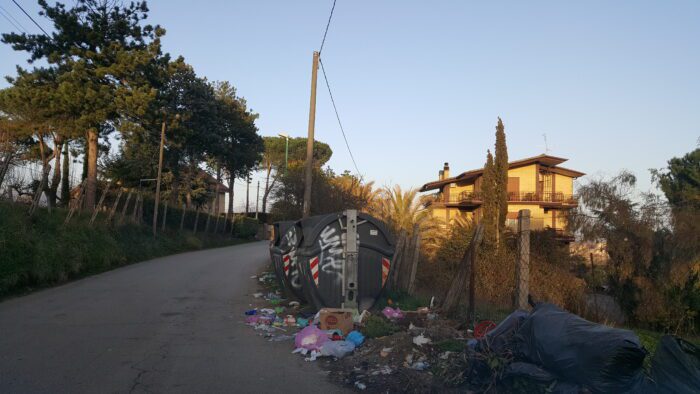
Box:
439, 191, 576, 205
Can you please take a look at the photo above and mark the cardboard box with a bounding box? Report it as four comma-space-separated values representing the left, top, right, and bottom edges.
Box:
319, 308, 354, 335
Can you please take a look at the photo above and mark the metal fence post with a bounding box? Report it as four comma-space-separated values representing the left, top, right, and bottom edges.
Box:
515, 209, 531, 310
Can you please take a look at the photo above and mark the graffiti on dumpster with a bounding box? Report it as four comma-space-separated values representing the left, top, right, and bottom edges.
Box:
318, 225, 344, 283
283, 228, 302, 290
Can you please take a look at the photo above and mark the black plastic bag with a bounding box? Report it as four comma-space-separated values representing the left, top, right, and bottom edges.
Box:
513, 303, 647, 393
647, 335, 700, 393
480, 309, 529, 354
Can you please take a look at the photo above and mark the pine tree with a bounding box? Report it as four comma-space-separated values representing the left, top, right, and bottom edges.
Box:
494, 117, 509, 242
481, 150, 497, 246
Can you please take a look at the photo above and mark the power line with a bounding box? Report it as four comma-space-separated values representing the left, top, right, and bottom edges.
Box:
318, 58, 362, 177
318, 0, 336, 55
12, 0, 49, 37
0, 5, 27, 33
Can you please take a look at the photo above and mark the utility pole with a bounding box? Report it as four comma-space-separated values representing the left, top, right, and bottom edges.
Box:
255, 181, 260, 219
245, 174, 250, 215
153, 118, 166, 237
302, 51, 320, 218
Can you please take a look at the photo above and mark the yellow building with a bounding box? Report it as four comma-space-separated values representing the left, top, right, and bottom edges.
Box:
420, 154, 585, 241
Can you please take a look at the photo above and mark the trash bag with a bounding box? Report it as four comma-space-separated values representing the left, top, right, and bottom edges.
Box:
647, 335, 700, 393
480, 309, 529, 354
382, 307, 404, 319
295, 324, 329, 351
320, 340, 356, 358
505, 362, 583, 394
513, 303, 647, 393
346, 331, 365, 347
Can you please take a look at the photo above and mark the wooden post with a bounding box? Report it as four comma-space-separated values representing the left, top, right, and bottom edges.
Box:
161, 200, 168, 231
153, 119, 166, 237
131, 192, 140, 222
514, 209, 531, 310
441, 224, 484, 319
107, 188, 123, 224
179, 204, 186, 231
388, 230, 407, 291
406, 226, 421, 294
302, 51, 319, 218
90, 183, 110, 226
64, 180, 85, 225
193, 207, 200, 234
119, 190, 133, 225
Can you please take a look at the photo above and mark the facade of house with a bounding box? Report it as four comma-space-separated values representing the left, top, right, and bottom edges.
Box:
420, 154, 585, 241
198, 170, 228, 214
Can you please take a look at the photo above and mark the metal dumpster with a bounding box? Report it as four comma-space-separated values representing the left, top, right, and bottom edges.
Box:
270, 220, 306, 301
297, 210, 395, 311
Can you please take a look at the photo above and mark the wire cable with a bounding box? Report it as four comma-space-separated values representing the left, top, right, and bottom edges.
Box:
12, 0, 50, 37
0, 5, 27, 33
318, 0, 336, 55
318, 58, 362, 177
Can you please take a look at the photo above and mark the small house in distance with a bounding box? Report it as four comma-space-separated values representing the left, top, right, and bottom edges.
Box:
420, 154, 585, 242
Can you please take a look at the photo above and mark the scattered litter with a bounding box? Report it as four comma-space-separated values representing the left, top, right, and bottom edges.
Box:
355, 310, 371, 324
411, 361, 429, 370
382, 306, 404, 320
284, 315, 296, 326
320, 340, 356, 358
304, 349, 321, 362
296, 317, 309, 328
288, 301, 300, 307
354, 381, 366, 390
250, 275, 257, 279
252, 292, 263, 298
412, 334, 431, 346
439, 351, 452, 360
259, 308, 275, 315
268, 334, 294, 342
380, 347, 392, 357
274, 306, 284, 314
245, 316, 259, 325
346, 331, 365, 347
244, 309, 258, 315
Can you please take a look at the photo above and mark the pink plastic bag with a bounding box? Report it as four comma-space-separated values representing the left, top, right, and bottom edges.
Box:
245, 315, 260, 324
382, 307, 404, 320
294, 324, 329, 350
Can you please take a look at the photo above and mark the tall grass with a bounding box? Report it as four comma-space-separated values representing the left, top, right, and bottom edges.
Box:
0, 201, 249, 297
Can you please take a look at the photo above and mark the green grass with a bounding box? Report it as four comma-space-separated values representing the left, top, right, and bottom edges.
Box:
0, 202, 251, 298
375, 290, 430, 311
361, 315, 400, 338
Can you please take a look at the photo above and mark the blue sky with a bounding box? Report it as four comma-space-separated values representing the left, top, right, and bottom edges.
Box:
1, 1, 699, 209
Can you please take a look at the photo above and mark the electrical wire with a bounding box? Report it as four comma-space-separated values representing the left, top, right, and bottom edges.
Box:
318, 58, 362, 178
318, 0, 336, 55
0, 5, 27, 33
11, 0, 50, 37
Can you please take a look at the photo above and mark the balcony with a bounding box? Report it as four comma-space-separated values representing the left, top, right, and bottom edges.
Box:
427, 191, 577, 207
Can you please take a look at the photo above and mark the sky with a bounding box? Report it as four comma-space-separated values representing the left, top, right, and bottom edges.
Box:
1, 0, 699, 210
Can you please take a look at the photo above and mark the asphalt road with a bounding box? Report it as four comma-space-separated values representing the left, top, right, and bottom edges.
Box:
0, 241, 344, 393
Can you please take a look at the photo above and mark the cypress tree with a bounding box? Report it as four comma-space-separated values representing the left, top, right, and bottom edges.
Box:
481, 150, 497, 246
494, 117, 509, 241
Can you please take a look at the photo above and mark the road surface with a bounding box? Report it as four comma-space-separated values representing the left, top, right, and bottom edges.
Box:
0, 241, 343, 393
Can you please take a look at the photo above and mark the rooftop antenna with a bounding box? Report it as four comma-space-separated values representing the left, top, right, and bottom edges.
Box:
542, 133, 550, 154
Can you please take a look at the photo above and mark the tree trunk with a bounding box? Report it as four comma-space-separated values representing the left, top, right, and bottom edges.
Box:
60, 141, 70, 206
214, 167, 221, 233
84, 129, 98, 211
47, 135, 64, 208
262, 162, 271, 214
227, 174, 234, 214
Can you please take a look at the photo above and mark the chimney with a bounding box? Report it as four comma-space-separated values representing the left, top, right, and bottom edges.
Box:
443, 162, 450, 179
438, 169, 444, 180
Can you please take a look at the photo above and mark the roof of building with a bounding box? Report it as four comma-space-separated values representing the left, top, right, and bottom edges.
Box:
198, 170, 229, 193
419, 154, 586, 192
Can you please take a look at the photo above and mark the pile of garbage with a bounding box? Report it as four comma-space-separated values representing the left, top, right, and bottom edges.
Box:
243, 283, 368, 361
